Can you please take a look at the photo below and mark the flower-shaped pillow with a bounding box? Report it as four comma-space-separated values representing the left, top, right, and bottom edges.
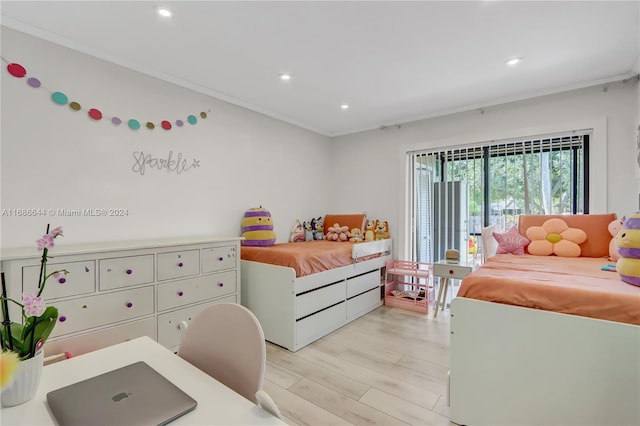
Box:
525, 218, 587, 257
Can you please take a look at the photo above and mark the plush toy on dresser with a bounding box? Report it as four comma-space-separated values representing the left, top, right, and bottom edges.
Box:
615, 212, 640, 286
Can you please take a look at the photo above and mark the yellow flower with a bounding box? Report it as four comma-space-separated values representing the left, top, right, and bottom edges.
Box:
1, 351, 20, 389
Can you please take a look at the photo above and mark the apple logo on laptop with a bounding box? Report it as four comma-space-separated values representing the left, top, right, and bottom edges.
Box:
112, 392, 132, 402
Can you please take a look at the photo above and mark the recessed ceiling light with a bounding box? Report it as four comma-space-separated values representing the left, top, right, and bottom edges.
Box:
156, 7, 173, 18
279, 73, 291, 81
505, 56, 523, 66
340, 104, 349, 110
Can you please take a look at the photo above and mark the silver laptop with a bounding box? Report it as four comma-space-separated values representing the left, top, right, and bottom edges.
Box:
47, 361, 197, 426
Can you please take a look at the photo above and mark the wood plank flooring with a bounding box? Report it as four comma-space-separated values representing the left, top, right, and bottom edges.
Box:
263, 306, 455, 425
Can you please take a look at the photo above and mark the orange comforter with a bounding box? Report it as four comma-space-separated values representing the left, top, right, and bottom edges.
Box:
241, 240, 357, 277
458, 255, 640, 325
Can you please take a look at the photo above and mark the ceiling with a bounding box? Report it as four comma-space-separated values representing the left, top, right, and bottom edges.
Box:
1, 1, 639, 137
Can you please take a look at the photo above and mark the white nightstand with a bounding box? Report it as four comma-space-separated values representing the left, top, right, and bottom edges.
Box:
432, 260, 476, 317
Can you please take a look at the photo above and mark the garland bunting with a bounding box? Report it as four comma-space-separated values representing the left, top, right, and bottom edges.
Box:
3, 58, 208, 132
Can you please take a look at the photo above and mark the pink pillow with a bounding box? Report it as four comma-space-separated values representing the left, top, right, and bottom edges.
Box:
493, 226, 530, 255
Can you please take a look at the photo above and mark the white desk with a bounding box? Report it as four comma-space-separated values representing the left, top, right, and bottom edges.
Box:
1, 336, 285, 425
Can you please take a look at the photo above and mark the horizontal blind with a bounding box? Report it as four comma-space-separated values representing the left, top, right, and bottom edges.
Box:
408, 133, 588, 263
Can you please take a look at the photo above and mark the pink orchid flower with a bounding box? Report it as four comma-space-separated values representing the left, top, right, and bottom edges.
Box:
36, 234, 54, 251
22, 290, 46, 317
50, 227, 64, 237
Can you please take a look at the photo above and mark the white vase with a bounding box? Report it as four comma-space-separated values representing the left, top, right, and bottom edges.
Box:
1, 350, 44, 407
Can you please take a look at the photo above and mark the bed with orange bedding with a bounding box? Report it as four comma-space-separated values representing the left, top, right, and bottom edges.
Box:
240, 214, 392, 352
458, 254, 640, 325
449, 214, 640, 426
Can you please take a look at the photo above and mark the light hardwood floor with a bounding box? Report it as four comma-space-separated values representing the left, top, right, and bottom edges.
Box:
263, 305, 455, 426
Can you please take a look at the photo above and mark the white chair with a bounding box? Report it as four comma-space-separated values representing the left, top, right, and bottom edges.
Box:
481, 224, 499, 262
177, 303, 282, 419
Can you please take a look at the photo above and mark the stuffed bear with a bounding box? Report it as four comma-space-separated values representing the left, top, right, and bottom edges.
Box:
349, 228, 363, 242
364, 220, 375, 242
374, 219, 390, 240
615, 212, 640, 286
608, 218, 624, 261
326, 223, 351, 241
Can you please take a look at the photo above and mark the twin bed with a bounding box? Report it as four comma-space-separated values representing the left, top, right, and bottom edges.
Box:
450, 214, 640, 426
240, 214, 391, 352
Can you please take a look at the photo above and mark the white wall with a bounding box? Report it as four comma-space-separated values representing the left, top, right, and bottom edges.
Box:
331, 78, 640, 259
1, 27, 332, 248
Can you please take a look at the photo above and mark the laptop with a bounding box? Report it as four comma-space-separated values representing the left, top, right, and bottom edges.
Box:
47, 361, 197, 426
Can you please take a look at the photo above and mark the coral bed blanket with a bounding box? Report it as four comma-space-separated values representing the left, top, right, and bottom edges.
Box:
458, 254, 640, 325
241, 240, 357, 277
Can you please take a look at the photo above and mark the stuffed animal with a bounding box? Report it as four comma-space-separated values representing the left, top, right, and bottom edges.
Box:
349, 228, 363, 242
326, 223, 351, 241
615, 212, 640, 286
314, 217, 325, 240
303, 221, 314, 241
241, 207, 276, 246
364, 220, 375, 242
289, 219, 305, 243
374, 219, 390, 240
608, 218, 624, 261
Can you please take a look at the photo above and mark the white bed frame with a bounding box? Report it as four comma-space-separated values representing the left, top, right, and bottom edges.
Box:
449, 297, 640, 426
241, 239, 392, 352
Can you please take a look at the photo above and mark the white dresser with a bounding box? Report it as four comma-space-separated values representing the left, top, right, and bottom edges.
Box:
0, 236, 241, 356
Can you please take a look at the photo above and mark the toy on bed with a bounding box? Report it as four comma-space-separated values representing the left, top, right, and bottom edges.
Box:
615, 212, 640, 286
349, 228, 363, 242
374, 220, 390, 240
364, 220, 375, 242
241, 207, 276, 246
326, 223, 351, 241
313, 217, 325, 240
289, 219, 305, 243
608, 217, 624, 261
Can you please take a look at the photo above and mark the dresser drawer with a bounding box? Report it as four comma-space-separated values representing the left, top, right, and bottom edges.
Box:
296, 280, 346, 320
99, 255, 154, 290
157, 296, 236, 350
157, 271, 237, 311
346, 270, 379, 298
201, 245, 237, 273
433, 262, 473, 280
51, 286, 154, 338
44, 317, 155, 357
157, 250, 199, 281
23, 260, 96, 300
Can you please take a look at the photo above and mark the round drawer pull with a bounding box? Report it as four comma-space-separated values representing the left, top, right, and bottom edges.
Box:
218, 282, 224, 287
58, 277, 66, 284
126, 302, 133, 308
449, 270, 454, 275
177, 291, 184, 296
126, 269, 133, 275
178, 262, 184, 267
218, 257, 223, 261
59, 316, 67, 323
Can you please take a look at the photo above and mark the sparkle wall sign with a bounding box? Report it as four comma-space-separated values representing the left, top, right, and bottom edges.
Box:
4, 58, 209, 133
132, 151, 201, 176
